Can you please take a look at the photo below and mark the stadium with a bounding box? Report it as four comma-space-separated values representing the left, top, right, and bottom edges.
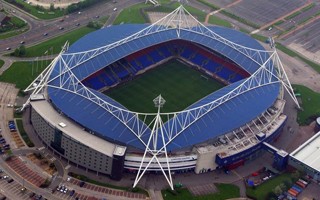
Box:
24, 6, 298, 189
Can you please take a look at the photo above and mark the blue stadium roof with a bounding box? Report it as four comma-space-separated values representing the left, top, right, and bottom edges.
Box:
48, 24, 279, 151
50, 25, 268, 80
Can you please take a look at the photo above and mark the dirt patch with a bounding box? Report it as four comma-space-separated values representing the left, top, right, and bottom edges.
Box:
26, 153, 57, 175
11, 132, 25, 148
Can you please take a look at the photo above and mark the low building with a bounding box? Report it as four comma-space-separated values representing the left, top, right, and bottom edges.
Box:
289, 131, 320, 181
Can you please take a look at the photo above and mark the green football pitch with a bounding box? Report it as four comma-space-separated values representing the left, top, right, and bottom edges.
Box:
105, 59, 224, 113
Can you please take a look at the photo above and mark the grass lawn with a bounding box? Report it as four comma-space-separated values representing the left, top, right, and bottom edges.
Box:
162, 183, 239, 200
246, 173, 297, 200
105, 60, 224, 113
208, 15, 232, 28
113, 3, 150, 25
0, 60, 4, 69
0, 60, 50, 90
23, 27, 96, 57
251, 34, 268, 43
5, 0, 64, 20
15, 119, 34, 147
293, 84, 320, 125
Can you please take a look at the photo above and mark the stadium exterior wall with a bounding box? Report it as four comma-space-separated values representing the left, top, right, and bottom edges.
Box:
215, 116, 287, 168
30, 104, 124, 180
29, 97, 288, 177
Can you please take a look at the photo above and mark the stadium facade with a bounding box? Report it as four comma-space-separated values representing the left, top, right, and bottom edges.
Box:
24, 6, 298, 189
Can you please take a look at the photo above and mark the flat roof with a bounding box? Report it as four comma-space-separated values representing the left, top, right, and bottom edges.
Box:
290, 131, 320, 172
31, 99, 117, 157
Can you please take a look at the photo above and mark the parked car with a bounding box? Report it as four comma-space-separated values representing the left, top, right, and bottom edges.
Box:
79, 181, 85, 187
7, 179, 14, 183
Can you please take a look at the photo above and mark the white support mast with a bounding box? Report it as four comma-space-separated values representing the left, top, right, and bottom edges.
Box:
133, 95, 173, 190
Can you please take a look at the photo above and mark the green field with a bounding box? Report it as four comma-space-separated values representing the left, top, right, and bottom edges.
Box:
23, 27, 96, 57
105, 60, 224, 113
293, 84, 320, 125
246, 173, 298, 200
0, 60, 50, 90
162, 183, 239, 200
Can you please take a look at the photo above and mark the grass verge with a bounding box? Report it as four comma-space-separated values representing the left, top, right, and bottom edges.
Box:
251, 34, 268, 43
208, 15, 232, 28
0, 27, 29, 39
23, 27, 96, 57
68, 172, 148, 196
15, 119, 35, 147
162, 183, 239, 200
0, 60, 4, 69
197, 0, 220, 11
276, 43, 320, 73
220, 10, 260, 29
293, 84, 320, 125
0, 60, 50, 90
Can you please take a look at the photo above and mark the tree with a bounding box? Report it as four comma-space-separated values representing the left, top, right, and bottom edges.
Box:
19, 45, 26, 56
273, 185, 283, 196
50, 3, 55, 11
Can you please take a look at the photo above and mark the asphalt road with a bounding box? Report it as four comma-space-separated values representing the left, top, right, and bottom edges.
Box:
0, 0, 143, 54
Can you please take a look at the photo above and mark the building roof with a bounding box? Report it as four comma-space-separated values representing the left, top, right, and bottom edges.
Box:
290, 131, 320, 172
